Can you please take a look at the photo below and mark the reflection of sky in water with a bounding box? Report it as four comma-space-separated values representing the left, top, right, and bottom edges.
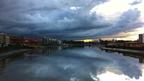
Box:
0, 48, 144, 81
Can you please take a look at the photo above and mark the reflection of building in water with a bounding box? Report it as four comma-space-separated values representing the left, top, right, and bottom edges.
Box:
121, 53, 144, 63
139, 57, 144, 63
102, 49, 144, 63
0, 59, 9, 73
41, 46, 62, 55
24, 46, 62, 59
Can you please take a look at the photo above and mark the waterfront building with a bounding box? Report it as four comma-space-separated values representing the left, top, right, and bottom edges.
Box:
10, 36, 40, 47
10, 36, 23, 46
139, 34, 144, 43
22, 38, 40, 47
0, 33, 10, 47
42, 37, 62, 46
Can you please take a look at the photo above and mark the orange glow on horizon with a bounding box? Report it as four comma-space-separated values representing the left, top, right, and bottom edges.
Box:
119, 27, 144, 40
100, 27, 144, 41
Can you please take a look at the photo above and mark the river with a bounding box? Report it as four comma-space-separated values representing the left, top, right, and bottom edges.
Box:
0, 47, 144, 81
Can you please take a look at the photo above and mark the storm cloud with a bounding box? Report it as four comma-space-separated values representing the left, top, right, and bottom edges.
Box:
0, 0, 143, 39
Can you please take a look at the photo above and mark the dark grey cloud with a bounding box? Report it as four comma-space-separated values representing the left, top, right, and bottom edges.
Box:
100, 8, 141, 35
0, 0, 143, 39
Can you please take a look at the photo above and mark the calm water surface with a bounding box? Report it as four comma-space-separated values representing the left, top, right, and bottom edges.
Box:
0, 47, 144, 81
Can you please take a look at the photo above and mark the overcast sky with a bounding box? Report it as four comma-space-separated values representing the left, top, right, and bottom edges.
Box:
0, 0, 144, 40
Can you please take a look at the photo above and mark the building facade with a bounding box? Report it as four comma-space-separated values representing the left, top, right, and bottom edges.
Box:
0, 33, 10, 47
139, 34, 144, 43
42, 37, 62, 46
10, 36, 40, 47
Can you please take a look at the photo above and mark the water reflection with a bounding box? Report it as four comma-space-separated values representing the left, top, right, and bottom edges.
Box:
123, 53, 144, 63
0, 59, 8, 74
102, 49, 144, 63
0, 47, 143, 81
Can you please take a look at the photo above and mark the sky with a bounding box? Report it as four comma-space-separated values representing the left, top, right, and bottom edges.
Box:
0, 0, 144, 40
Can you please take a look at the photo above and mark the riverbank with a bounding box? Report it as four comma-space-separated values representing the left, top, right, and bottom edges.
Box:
0, 45, 28, 53
0, 49, 31, 59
